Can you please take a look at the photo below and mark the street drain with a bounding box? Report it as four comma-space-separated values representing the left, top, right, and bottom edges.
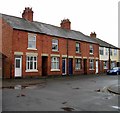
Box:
61, 107, 75, 111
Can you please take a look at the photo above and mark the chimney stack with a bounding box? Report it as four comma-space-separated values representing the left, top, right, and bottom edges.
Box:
60, 19, 71, 30
90, 32, 96, 38
22, 7, 34, 22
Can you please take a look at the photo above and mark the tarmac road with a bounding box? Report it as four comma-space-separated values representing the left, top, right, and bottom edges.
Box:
1, 74, 119, 111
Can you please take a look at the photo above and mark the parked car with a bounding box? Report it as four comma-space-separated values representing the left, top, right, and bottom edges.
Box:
107, 67, 120, 75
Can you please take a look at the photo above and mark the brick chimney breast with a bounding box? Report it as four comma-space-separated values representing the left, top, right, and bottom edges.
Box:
60, 19, 71, 30
22, 7, 34, 22
90, 32, 96, 38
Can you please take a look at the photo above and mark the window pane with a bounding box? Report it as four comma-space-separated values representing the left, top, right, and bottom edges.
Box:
16, 59, 20, 68
30, 61, 33, 69
27, 62, 29, 69
52, 39, 58, 51
34, 62, 36, 69
28, 36, 36, 48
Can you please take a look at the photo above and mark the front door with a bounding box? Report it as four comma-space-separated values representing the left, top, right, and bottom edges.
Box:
69, 58, 73, 75
15, 56, 22, 77
96, 60, 98, 74
83, 59, 87, 74
42, 56, 48, 76
62, 58, 66, 75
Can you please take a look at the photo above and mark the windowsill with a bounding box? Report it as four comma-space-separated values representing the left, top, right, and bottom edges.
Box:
104, 68, 108, 69
76, 52, 81, 54
51, 69, 60, 71
75, 69, 82, 71
90, 53, 94, 55
89, 69, 95, 70
27, 48, 37, 50
25, 70, 38, 72
52, 50, 59, 52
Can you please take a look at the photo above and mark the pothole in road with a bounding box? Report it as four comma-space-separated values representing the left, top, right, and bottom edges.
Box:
61, 107, 75, 111
72, 87, 80, 90
2, 82, 46, 90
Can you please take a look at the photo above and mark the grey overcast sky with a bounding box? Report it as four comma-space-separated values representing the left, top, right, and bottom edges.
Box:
0, 0, 119, 47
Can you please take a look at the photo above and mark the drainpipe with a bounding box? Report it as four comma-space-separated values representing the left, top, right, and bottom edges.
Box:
67, 38, 69, 75
108, 47, 111, 70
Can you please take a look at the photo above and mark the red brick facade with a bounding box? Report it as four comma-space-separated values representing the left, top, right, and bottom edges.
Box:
1, 8, 100, 78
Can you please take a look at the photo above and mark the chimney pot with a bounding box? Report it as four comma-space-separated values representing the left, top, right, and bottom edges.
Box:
22, 7, 34, 22
60, 19, 71, 30
90, 32, 96, 38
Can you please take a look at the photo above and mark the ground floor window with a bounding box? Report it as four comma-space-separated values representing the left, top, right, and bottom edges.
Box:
75, 59, 82, 70
103, 61, 108, 69
51, 57, 59, 69
89, 59, 94, 69
26, 56, 37, 70
111, 61, 116, 69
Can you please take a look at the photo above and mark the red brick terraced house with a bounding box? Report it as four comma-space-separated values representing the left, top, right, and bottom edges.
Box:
1, 7, 101, 78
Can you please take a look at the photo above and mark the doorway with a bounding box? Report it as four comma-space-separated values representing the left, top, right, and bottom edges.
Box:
96, 60, 98, 74
42, 56, 48, 76
15, 56, 22, 77
83, 59, 87, 74
69, 58, 73, 75
62, 58, 66, 75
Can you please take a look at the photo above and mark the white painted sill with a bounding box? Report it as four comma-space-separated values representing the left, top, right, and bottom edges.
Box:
52, 50, 59, 52
27, 48, 37, 50
25, 70, 38, 72
90, 53, 94, 55
51, 69, 60, 72
89, 69, 95, 70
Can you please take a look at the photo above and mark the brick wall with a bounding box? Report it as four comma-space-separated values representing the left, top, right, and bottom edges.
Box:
2, 19, 13, 78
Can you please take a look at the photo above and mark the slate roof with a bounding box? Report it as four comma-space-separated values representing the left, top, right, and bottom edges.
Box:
89, 37, 118, 49
1, 13, 97, 44
0, 13, 119, 49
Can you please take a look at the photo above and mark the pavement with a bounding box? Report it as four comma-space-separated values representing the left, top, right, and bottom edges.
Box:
107, 84, 120, 95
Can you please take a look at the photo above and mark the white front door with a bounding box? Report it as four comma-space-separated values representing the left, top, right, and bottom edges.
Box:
15, 57, 22, 77
96, 60, 98, 74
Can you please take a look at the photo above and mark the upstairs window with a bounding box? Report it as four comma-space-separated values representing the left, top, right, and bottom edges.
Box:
76, 42, 80, 53
28, 34, 36, 49
114, 49, 117, 56
105, 48, 108, 55
52, 39, 58, 51
99, 47, 104, 55
90, 44, 94, 54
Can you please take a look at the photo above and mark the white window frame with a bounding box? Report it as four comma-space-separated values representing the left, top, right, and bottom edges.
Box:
114, 49, 117, 56
105, 48, 108, 55
89, 59, 94, 70
90, 44, 94, 54
99, 47, 104, 55
103, 61, 108, 69
76, 42, 80, 53
51, 57, 60, 70
75, 59, 82, 70
26, 56, 38, 72
28, 34, 36, 50
52, 39, 58, 51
